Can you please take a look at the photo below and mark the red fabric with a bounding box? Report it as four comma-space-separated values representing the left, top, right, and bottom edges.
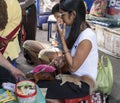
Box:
0, 22, 21, 54
64, 95, 91, 103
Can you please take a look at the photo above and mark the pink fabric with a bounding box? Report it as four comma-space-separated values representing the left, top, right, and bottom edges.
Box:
33, 64, 56, 73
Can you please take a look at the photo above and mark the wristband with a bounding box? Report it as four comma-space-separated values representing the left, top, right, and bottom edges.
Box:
63, 50, 70, 54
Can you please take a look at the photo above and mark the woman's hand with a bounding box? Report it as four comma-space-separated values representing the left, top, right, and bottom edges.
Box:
57, 18, 66, 39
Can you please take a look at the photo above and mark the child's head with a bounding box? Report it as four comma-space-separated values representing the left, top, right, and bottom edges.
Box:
0, 0, 8, 31
51, 3, 60, 19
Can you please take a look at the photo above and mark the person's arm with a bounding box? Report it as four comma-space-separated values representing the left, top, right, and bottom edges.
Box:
57, 21, 72, 65
0, 52, 25, 80
19, 0, 35, 9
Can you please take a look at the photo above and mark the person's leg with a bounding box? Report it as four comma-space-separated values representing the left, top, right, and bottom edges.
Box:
37, 80, 89, 102
25, 4, 37, 40
23, 40, 44, 65
18, 8, 27, 48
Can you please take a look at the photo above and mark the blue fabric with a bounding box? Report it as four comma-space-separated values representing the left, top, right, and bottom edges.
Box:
12, 60, 17, 67
56, 26, 71, 50
84, 0, 94, 12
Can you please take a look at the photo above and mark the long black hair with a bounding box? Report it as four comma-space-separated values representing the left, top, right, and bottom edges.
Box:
0, 0, 8, 31
60, 0, 90, 49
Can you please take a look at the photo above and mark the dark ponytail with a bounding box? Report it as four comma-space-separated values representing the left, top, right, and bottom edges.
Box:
0, 0, 8, 30
60, 0, 90, 49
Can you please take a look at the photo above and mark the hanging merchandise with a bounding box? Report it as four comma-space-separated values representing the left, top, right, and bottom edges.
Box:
106, 0, 120, 20
84, 0, 94, 13
90, 0, 107, 17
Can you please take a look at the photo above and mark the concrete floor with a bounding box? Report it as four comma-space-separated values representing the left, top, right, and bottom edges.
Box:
16, 28, 120, 103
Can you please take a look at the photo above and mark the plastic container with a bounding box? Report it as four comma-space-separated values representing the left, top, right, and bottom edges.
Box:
15, 80, 37, 103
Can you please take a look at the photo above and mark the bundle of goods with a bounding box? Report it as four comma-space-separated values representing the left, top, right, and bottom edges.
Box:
91, 91, 109, 103
89, 0, 107, 17
0, 90, 16, 103
26, 64, 56, 82
106, 0, 120, 20
87, 14, 120, 27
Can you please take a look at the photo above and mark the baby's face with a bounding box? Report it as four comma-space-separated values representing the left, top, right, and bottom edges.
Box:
54, 12, 62, 19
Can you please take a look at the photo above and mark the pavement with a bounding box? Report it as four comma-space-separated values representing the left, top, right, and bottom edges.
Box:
16, 28, 120, 103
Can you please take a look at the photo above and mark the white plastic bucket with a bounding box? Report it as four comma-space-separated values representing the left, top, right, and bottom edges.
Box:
15, 80, 37, 103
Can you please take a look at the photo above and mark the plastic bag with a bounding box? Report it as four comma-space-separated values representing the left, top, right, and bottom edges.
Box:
96, 55, 113, 95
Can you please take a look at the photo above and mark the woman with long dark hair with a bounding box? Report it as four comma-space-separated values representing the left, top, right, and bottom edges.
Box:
38, 0, 98, 102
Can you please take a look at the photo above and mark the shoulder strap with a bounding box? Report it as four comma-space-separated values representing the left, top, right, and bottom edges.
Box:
0, 22, 21, 42
0, 22, 21, 54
